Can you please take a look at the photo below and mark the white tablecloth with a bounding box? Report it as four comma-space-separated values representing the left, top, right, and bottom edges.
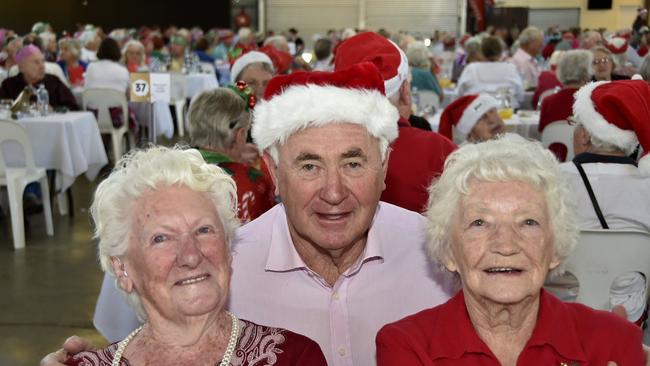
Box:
441, 89, 534, 110
3, 111, 108, 191
428, 110, 541, 141
170, 73, 219, 101
73, 87, 173, 141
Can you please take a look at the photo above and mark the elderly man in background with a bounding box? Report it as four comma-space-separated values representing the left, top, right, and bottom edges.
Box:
335, 31, 457, 213
0, 44, 78, 111
546, 80, 650, 328
55, 63, 454, 366
510, 26, 544, 89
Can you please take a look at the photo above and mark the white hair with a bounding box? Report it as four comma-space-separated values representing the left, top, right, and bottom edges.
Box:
120, 39, 146, 66
91, 145, 239, 321
518, 26, 544, 46
426, 135, 578, 277
557, 49, 593, 85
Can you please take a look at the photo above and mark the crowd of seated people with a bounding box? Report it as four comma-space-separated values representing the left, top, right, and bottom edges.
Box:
2, 15, 650, 366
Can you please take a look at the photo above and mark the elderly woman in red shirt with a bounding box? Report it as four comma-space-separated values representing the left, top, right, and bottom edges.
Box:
376, 135, 644, 365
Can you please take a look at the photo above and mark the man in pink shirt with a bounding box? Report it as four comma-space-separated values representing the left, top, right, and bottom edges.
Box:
510, 26, 544, 89
82, 63, 454, 366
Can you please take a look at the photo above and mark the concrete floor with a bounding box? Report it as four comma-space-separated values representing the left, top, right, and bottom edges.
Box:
0, 177, 109, 366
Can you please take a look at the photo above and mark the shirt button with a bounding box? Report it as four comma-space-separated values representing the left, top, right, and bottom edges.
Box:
338, 347, 347, 357
333, 292, 340, 300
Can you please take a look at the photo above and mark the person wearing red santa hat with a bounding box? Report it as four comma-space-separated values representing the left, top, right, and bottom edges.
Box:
334, 31, 457, 213
438, 94, 505, 144
546, 80, 650, 326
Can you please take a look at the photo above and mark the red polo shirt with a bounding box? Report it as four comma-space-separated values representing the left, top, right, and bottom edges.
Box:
376, 290, 644, 365
380, 118, 457, 213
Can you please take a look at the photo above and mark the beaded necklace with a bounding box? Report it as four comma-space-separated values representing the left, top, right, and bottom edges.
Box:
111, 311, 240, 366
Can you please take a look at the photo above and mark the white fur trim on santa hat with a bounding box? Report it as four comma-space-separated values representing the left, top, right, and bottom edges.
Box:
384, 39, 410, 98
230, 51, 274, 83
252, 84, 399, 155
456, 94, 500, 137
573, 81, 638, 154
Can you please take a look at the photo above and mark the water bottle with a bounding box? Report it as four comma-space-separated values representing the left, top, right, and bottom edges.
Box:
36, 84, 49, 116
411, 86, 420, 115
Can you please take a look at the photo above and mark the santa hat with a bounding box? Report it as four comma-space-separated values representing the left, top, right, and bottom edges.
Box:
438, 94, 500, 140
605, 37, 628, 54
259, 45, 292, 75
15, 45, 43, 64
573, 80, 650, 174
333, 32, 409, 98
252, 62, 399, 153
230, 51, 274, 83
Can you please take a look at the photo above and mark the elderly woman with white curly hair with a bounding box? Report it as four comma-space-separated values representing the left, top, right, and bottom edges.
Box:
61, 146, 326, 366
376, 135, 644, 365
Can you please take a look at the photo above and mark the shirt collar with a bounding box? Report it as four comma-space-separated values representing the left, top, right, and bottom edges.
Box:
398, 117, 411, 127
428, 290, 494, 359
573, 152, 638, 167
525, 290, 588, 362
429, 290, 588, 362
264, 204, 385, 274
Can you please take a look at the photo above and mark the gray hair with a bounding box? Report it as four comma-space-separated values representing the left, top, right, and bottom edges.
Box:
263, 35, 289, 52
58, 38, 81, 59
639, 55, 650, 80
121, 39, 145, 65
91, 145, 239, 321
557, 49, 593, 85
189, 88, 250, 150
518, 26, 544, 47
235, 62, 275, 82
406, 41, 431, 69
426, 135, 578, 276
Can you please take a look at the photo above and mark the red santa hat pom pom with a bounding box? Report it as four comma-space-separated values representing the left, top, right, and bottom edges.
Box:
334, 32, 409, 98
252, 62, 399, 154
573, 80, 650, 175
438, 94, 499, 140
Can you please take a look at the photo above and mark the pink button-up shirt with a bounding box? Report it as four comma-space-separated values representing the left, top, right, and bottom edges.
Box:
229, 203, 455, 366
509, 48, 540, 89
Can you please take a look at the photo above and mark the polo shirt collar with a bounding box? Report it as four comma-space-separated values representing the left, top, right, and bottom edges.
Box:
429, 290, 588, 362
428, 291, 494, 360
525, 289, 587, 362
264, 204, 385, 273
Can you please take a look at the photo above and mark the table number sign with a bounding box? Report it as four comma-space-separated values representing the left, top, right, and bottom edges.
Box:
129, 73, 171, 103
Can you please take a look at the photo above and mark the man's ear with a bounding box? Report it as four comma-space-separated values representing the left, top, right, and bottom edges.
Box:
261, 152, 280, 196
110, 256, 134, 293
233, 127, 248, 147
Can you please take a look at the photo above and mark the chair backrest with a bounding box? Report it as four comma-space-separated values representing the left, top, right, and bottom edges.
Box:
541, 120, 576, 161
536, 86, 561, 110
563, 229, 650, 310
82, 88, 128, 130
0, 119, 37, 173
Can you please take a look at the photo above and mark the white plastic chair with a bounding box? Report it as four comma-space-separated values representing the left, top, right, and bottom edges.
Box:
82, 88, 133, 164
0, 120, 54, 249
536, 86, 561, 110
170, 73, 187, 137
563, 230, 650, 311
541, 120, 576, 161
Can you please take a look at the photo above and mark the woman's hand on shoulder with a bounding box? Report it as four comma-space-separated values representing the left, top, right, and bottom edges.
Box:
39, 336, 96, 366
